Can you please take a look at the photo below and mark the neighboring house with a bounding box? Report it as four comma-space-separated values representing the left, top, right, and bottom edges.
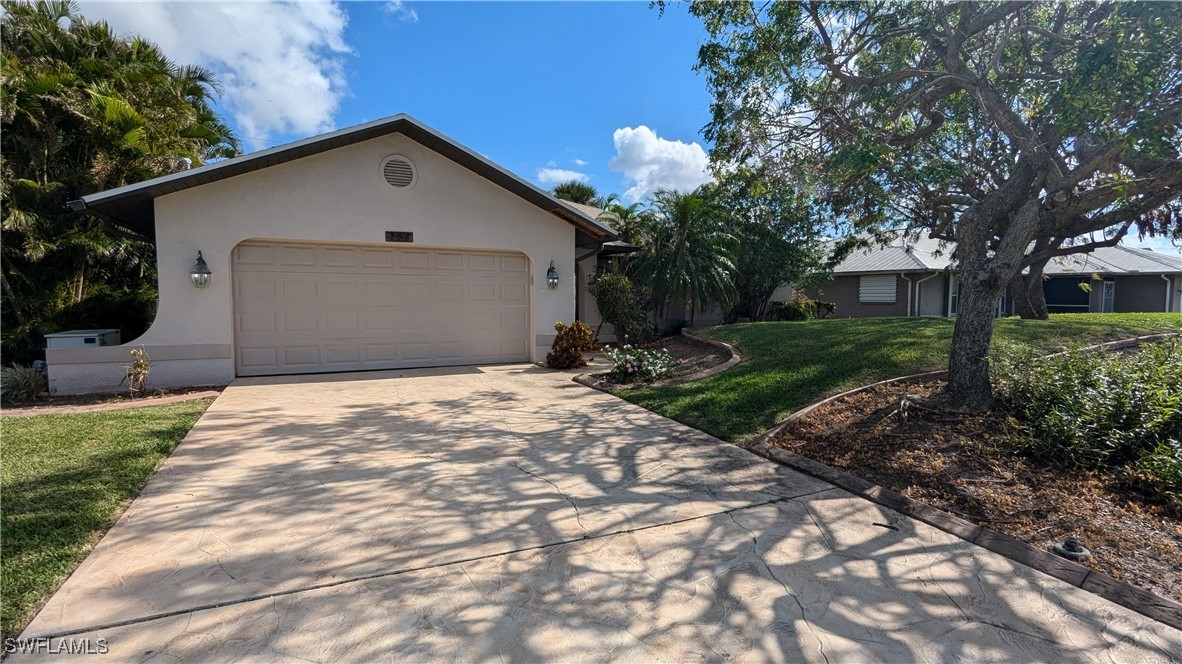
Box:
807, 236, 1182, 319
1034, 245, 1182, 314
52, 115, 617, 394
805, 236, 957, 318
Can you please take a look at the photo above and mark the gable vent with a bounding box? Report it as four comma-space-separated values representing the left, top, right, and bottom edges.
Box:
381, 155, 416, 188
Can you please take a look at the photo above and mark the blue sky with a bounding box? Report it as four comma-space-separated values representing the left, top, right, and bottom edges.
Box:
78, 1, 1179, 255
82, 1, 716, 204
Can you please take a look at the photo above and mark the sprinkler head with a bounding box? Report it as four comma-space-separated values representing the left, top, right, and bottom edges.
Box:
1052, 537, 1091, 561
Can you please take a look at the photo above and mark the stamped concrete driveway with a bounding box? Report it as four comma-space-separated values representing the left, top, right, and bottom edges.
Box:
20, 364, 1182, 662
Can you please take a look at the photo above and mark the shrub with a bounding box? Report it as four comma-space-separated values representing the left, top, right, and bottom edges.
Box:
767, 300, 811, 321
123, 346, 151, 398
588, 269, 652, 345
1, 365, 47, 404
766, 292, 835, 321
545, 321, 596, 369
992, 339, 1182, 499
603, 344, 674, 383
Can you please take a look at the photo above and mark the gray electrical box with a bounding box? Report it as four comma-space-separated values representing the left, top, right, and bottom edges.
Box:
44, 329, 121, 349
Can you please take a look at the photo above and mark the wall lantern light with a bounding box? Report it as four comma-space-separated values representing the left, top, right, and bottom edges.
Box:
546, 260, 559, 290
191, 251, 211, 288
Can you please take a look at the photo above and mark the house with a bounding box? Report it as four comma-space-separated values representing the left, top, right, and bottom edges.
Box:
52, 115, 617, 395
807, 235, 1182, 318
1034, 245, 1182, 314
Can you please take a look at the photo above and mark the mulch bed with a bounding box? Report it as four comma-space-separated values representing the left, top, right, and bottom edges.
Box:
1, 386, 223, 416
585, 334, 731, 387
770, 379, 1182, 605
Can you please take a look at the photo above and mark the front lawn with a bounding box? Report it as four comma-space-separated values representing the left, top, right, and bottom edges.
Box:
622, 313, 1182, 445
0, 399, 214, 642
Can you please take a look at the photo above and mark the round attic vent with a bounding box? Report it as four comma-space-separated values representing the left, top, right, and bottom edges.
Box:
381, 155, 416, 188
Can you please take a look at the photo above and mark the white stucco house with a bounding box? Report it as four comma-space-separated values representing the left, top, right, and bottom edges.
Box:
51, 115, 618, 394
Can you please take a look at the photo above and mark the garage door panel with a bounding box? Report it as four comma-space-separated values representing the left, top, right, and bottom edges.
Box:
436, 252, 465, 270
233, 242, 531, 376
323, 345, 359, 365
324, 280, 359, 303
282, 312, 319, 334
323, 247, 358, 267
469, 254, 497, 271
279, 245, 317, 266
283, 346, 320, 367
500, 254, 528, 272
500, 311, 527, 330
238, 347, 278, 370
436, 282, 464, 301
400, 251, 431, 270
282, 279, 319, 303
501, 283, 528, 302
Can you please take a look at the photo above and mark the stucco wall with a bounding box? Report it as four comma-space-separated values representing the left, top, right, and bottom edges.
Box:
808, 274, 911, 318
1114, 274, 1175, 312
49, 133, 577, 395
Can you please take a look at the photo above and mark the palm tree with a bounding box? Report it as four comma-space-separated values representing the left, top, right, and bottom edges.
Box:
1, 0, 241, 363
552, 180, 599, 206
628, 189, 738, 324
600, 201, 646, 245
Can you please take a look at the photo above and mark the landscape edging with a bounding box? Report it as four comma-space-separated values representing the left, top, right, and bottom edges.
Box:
573, 328, 740, 393
746, 332, 1182, 631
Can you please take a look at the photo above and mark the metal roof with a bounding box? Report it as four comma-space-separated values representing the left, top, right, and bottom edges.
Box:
831, 234, 1181, 276
832, 235, 955, 274
1044, 244, 1182, 275
71, 114, 618, 244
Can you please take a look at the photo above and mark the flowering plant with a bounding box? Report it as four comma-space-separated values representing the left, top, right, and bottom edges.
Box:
602, 344, 674, 383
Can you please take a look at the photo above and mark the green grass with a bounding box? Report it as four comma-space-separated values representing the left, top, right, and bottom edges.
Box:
0, 398, 213, 642
622, 313, 1182, 445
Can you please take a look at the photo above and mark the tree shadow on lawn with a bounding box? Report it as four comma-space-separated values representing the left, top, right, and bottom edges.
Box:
14, 370, 1178, 660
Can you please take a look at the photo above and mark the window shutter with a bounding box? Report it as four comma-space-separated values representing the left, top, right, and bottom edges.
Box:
859, 275, 897, 303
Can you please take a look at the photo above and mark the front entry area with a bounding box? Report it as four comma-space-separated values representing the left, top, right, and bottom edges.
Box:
232, 240, 530, 376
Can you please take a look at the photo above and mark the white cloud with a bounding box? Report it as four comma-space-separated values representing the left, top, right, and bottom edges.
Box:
382, 1, 418, 22
1123, 234, 1181, 258
81, 0, 352, 150
608, 126, 712, 201
573, 158, 589, 167
537, 168, 588, 185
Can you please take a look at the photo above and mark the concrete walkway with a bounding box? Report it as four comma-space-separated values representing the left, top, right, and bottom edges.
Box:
18, 364, 1181, 661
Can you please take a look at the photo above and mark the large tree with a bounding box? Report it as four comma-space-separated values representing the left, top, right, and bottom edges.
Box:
707, 169, 825, 322
689, 1, 1182, 411
1, 0, 240, 363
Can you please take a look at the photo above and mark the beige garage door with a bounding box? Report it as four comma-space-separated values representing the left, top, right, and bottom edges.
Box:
232, 241, 530, 376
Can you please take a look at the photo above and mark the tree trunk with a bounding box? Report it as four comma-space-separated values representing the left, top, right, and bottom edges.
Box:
1010, 261, 1049, 320
945, 274, 1005, 412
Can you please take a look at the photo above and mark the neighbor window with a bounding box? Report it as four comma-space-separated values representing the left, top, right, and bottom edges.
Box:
859, 275, 897, 303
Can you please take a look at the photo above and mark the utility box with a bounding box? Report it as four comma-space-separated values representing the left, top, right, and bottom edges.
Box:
44, 329, 121, 350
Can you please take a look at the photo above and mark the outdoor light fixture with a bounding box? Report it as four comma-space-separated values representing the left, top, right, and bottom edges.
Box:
546, 260, 559, 290
190, 251, 211, 288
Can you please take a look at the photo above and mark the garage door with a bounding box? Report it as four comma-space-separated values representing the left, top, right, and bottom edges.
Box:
232, 241, 530, 376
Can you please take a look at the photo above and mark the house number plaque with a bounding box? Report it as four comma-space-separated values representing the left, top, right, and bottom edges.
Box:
385, 231, 414, 243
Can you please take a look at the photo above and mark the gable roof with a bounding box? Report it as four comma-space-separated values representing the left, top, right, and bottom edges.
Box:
832, 235, 955, 274
70, 114, 618, 244
1044, 244, 1182, 275
831, 234, 1181, 276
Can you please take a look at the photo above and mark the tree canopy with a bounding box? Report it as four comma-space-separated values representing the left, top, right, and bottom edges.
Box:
628, 189, 738, 323
551, 180, 601, 206
690, 0, 1182, 410
1, 0, 240, 362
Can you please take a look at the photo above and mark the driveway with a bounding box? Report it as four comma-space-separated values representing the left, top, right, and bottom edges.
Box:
19, 364, 1181, 661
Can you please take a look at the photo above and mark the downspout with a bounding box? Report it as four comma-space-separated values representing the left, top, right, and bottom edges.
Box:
1163, 274, 1173, 313
900, 273, 913, 317
912, 272, 939, 316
